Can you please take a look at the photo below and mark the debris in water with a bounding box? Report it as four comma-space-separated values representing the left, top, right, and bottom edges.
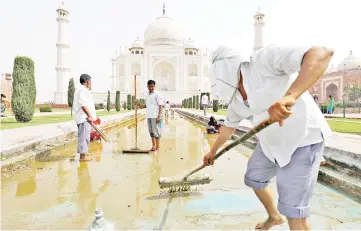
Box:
180, 158, 183, 160
128, 205, 130, 208
88, 208, 115, 231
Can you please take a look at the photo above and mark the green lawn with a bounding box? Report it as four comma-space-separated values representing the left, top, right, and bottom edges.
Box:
326, 118, 361, 135
192, 109, 361, 135
0, 110, 129, 130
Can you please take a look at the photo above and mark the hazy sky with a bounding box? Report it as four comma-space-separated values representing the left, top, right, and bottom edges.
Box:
1, 0, 360, 103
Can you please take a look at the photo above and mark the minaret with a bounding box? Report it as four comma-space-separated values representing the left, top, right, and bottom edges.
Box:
54, 1, 71, 105
253, 6, 265, 52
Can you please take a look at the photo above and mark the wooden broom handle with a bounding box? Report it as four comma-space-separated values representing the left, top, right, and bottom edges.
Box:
134, 73, 138, 148
183, 117, 275, 180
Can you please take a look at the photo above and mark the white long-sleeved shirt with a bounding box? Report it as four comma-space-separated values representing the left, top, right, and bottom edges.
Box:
73, 85, 97, 125
223, 44, 332, 167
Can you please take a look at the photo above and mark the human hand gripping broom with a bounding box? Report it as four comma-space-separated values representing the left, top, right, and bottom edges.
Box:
158, 117, 276, 192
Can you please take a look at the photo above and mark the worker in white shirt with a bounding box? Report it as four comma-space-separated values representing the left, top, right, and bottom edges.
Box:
164, 101, 170, 119
135, 80, 163, 153
73, 74, 97, 161
201, 94, 209, 116
203, 45, 333, 230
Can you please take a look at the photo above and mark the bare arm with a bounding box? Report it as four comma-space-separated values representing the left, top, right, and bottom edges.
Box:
210, 126, 236, 153
81, 106, 91, 118
286, 46, 334, 99
158, 105, 162, 118
268, 46, 334, 126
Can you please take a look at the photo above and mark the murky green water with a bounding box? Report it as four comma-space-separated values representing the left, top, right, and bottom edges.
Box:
1, 114, 361, 230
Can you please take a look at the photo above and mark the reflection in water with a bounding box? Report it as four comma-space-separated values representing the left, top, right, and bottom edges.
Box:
4, 113, 339, 230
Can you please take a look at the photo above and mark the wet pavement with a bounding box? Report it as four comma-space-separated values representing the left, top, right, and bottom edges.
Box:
1, 114, 361, 230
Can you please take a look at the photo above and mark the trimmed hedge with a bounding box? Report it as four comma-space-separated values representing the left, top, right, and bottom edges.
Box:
106, 91, 111, 112
115, 91, 121, 112
95, 104, 101, 110
213, 100, 219, 112
39, 105, 52, 112
11, 56, 36, 122
67, 78, 75, 116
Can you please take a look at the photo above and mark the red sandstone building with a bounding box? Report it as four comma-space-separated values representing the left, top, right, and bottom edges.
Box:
1, 73, 13, 107
309, 51, 361, 102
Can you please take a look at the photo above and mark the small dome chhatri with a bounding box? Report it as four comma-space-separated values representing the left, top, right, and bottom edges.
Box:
337, 50, 361, 71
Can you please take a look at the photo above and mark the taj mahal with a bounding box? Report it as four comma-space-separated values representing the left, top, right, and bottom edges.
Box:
53, 2, 266, 104
108, 3, 265, 103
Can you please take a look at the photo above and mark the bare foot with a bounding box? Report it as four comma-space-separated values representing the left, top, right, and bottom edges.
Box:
255, 215, 286, 230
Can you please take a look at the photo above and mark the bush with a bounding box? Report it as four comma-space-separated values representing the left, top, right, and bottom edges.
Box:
213, 100, 219, 112
196, 95, 199, 109
335, 101, 361, 108
67, 78, 75, 116
39, 105, 52, 112
123, 101, 126, 109
106, 91, 111, 113
95, 104, 101, 110
131, 95, 135, 109
99, 103, 104, 109
127, 94, 131, 110
115, 91, 121, 112
11, 56, 36, 122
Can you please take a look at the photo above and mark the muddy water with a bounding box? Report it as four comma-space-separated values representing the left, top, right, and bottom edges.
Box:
2, 114, 361, 230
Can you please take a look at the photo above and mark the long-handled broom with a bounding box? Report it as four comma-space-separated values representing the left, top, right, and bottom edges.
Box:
90, 122, 110, 142
122, 73, 150, 154
158, 117, 275, 192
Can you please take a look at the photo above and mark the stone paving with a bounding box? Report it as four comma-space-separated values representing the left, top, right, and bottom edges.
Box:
184, 109, 361, 155
0, 111, 136, 154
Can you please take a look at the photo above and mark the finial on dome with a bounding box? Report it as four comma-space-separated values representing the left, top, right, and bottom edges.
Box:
350, 50, 353, 55
137, 36, 139, 40
258, 6, 261, 12
162, 2, 166, 15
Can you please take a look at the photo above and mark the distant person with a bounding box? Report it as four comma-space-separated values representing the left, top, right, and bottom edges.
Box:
171, 107, 175, 119
327, 95, 334, 114
201, 94, 209, 116
73, 74, 97, 161
1, 94, 7, 117
135, 80, 163, 153
207, 116, 219, 134
164, 101, 170, 118
103, 99, 107, 111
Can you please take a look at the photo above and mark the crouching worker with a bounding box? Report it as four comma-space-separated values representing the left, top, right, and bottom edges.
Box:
207, 116, 219, 134
73, 74, 97, 161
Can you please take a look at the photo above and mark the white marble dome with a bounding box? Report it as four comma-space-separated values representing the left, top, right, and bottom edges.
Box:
338, 50, 361, 71
144, 14, 183, 45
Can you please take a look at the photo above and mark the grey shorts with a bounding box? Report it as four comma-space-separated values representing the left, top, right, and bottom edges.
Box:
77, 122, 91, 154
244, 141, 324, 218
147, 118, 161, 139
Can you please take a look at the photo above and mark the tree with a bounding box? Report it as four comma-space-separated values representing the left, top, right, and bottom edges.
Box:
106, 91, 111, 113
67, 78, 75, 116
127, 94, 131, 110
344, 86, 361, 102
131, 95, 135, 109
123, 101, 126, 109
189, 97, 192, 108
192, 95, 196, 108
196, 95, 199, 109
115, 91, 121, 112
11, 56, 36, 122
200, 93, 204, 110
213, 99, 219, 112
